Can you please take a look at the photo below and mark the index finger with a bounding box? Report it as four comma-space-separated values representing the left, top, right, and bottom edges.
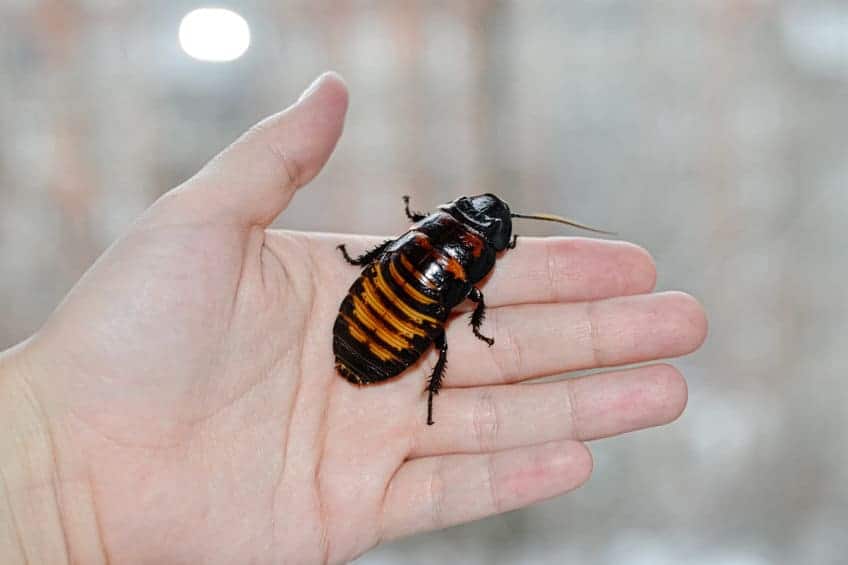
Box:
308, 233, 656, 309
471, 236, 656, 309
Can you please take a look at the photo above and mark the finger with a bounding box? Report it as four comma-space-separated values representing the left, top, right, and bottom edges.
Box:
462, 236, 657, 309
410, 364, 686, 458
443, 291, 707, 387
380, 440, 592, 541
306, 233, 656, 308
168, 72, 349, 227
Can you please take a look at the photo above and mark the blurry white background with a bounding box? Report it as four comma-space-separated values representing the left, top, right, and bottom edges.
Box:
1, 1, 847, 563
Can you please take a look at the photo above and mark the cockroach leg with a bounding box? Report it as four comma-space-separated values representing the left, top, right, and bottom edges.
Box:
507, 234, 518, 249
467, 287, 494, 347
403, 195, 427, 222
427, 332, 448, 425
337, 239, 393, 266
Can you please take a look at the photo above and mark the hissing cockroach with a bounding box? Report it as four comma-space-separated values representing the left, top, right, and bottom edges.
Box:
333, 194, 612, 425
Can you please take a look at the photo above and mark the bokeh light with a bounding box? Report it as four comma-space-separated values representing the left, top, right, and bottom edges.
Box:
178, 8, 251, 62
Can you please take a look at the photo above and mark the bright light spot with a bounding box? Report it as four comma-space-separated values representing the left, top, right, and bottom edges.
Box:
179, 8, 250, 62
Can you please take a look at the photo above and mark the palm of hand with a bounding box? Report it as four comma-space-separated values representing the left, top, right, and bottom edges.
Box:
34, 206, 430, 562
16, 74, 706, 564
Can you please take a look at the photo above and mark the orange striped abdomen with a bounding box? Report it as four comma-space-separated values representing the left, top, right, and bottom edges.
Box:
333, 252, 447, 384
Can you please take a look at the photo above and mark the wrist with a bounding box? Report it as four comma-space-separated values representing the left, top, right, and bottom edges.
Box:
0, 342, 104, 564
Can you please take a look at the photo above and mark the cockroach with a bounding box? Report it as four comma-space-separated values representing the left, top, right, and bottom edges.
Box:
333, 194, 612, 425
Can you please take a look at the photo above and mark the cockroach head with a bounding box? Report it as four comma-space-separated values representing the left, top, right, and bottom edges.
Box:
449, 194, 513, 251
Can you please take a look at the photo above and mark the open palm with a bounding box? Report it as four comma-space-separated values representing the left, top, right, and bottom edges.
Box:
16, 74, 706, 564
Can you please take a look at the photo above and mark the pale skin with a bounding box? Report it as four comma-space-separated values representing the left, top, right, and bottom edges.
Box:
0, 73, 707, 564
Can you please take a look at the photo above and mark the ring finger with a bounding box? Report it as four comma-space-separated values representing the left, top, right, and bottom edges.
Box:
410, 363, 687, 458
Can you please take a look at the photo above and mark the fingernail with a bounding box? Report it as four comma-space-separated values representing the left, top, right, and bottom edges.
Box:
297, 73, 327, 102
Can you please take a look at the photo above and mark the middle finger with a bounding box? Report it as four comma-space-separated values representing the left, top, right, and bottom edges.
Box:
442, 291, 706, 387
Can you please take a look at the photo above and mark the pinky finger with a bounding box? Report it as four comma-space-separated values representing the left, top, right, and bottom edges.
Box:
380, 440, 592, 541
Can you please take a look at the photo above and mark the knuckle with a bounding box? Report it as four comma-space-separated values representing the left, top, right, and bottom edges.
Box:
484, 454, 504, 514
583, 301, 603, 367
244, 119, 304, 188
488, 311, 523, 383
565, 381, 582, 439
472, 390, 501, 452
268, 144, 303, 188
545, 242, 560, 302
427, 460, 447, 529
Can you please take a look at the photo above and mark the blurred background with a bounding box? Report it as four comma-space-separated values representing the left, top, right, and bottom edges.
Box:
1, 1, 846, 563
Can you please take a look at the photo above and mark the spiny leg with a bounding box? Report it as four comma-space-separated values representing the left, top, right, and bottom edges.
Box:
402, 195, 427, 222
468, 287, 494, 347
337, 239, 392, 266
427, 332, 448, 426
507, 234, 518, 249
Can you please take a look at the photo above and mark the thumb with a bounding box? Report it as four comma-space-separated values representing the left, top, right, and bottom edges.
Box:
176, 72, 348, 227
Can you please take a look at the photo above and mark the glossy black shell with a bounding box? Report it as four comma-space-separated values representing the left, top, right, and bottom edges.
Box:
333, 194, 512, 384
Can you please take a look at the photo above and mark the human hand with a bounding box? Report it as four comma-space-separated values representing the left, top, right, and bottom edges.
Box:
0, 73, 707, 564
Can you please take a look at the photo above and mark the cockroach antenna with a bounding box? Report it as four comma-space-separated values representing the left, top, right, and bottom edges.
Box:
510, 212, 616, 236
